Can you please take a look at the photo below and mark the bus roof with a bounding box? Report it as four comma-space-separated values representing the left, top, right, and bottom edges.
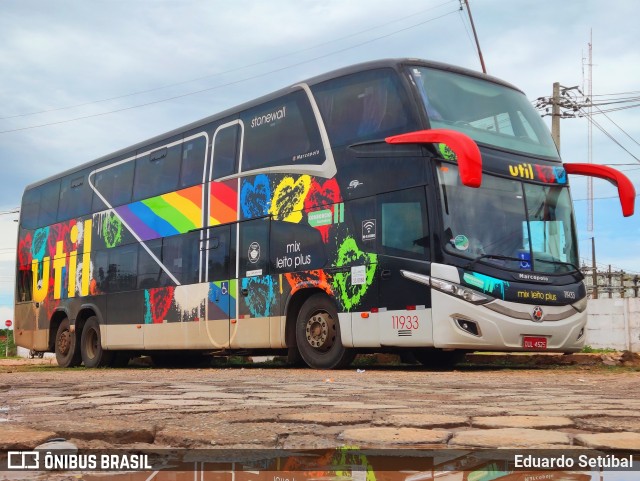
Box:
24, 58, 522, 192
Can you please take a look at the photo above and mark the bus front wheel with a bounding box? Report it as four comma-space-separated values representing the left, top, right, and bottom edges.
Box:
295, 294, 354, 369
80, 316, 114, 368
55, 318, 81, 368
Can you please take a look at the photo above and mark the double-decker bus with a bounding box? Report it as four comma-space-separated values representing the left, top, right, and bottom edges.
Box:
14, 59, 636, 369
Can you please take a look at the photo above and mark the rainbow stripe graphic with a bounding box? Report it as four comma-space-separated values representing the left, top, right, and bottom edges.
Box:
114, 181, 237, 242
209, 180, 237, 226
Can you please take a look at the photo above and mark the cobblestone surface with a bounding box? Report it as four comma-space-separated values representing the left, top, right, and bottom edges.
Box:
1, 362, 639, 450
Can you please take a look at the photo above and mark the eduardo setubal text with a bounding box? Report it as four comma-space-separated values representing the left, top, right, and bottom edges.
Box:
515, 454, 634, 469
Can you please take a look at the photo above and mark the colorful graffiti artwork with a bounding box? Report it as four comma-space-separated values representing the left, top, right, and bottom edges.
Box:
240, 174, 271, 219
304, 178, 342, 242
241, 275, 278, 318
332, 236, 377, 311
269, 175, 311, 222
208, 280, 237, 320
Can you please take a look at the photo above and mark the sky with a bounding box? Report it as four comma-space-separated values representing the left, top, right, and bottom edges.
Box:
0, 0, 639, 323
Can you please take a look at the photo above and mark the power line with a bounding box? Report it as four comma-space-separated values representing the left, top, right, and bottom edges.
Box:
0, 8, 459, 135
0, 0, 457, 121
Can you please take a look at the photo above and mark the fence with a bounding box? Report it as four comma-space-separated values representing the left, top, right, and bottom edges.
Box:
581, 267, 640, 299
585, 298, 640, 351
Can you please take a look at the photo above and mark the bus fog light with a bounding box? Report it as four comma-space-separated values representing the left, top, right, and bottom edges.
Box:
577, 327, 585, 341
454, 318, 480, 336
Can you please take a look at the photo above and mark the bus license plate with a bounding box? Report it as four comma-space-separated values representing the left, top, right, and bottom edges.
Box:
523, 336, 547, 350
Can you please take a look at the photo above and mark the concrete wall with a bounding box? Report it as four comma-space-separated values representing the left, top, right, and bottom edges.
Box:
585, 298, 640, 351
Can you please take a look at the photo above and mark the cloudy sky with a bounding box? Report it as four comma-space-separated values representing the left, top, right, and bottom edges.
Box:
0, 0, 639, 322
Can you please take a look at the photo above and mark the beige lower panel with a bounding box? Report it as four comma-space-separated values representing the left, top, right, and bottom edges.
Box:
104, 324, 144, 349
271, 315, 286, 348
144, 320, 229, 350
229, 317, 271, 349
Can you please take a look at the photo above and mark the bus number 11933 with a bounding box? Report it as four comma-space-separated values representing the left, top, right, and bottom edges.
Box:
392, 315, 419, 330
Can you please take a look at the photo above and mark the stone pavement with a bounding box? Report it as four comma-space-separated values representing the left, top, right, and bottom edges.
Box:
1, 362, 640, 451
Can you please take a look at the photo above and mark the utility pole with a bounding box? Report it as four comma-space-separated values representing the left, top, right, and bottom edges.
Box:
551, 82, 561, 152
463, 0, 487, 74
591, 237, 598, 299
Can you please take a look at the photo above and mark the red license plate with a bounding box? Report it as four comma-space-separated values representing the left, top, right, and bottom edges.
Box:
523, 336, 547, 350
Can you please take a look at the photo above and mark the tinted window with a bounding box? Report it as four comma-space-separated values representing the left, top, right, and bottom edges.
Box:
163, 231, 201, 285
106, 244, 138, 292
206, 225, 233, 281
137, 239, 163, 289
21, 188, 40, 229
313, 68, 415, 147
133, 143, 182, 201
378, 187, 428, 260
92, 159, 135, 210
241, 89, 325, 171
16, 268, 32, 302
58, 171, 93, 221
212, 124, 240, 179
180, 136, 207, 188
93, 251, 109, 294
37, 181, 61, 227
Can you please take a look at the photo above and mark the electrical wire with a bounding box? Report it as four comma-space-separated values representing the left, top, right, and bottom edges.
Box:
0, 8, 459, 135
0, 0, 457, 121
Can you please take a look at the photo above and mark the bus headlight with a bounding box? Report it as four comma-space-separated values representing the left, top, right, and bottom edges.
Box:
431, 277, 492, 305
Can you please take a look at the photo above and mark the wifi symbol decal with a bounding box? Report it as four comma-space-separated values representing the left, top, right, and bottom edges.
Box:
362, 219, 376, 241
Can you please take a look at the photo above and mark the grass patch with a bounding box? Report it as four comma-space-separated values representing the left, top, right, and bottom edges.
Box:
581, 345, 618, 353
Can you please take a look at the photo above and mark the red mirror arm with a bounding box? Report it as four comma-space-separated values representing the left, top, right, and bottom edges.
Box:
564, 163, 636, 217
385, 129, 482, 187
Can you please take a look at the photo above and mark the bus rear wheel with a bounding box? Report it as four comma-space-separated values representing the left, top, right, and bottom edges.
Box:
295, 294, 354, 369
55, 318, 81, 368
80, 316, 114, 368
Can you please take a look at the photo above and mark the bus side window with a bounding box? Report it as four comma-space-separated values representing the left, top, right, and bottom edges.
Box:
20, 188, 40, 230
36, 181, 61, 227
180, 136, 207, 188
206, 225, 232, 281
107, 244, 138, 292
92, 160, 135, 211
16, 267, 32, 302
133, 143, 182, 201
137, 239, 163, 290
313, 69, 415, 147
377, 187, 429, 260
162, 231, 200, 285
58, 171, 93, 222
212, 124, 240, 180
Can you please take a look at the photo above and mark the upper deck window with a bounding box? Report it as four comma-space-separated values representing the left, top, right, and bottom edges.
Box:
313, 68, 415, 147
240, 89, 324, 172
410, 67, 559, 159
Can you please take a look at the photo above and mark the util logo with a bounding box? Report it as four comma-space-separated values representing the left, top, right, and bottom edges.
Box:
509, 163, 535, 180
31, 219, 93, 303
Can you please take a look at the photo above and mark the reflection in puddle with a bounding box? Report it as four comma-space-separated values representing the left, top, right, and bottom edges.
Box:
3, 450, 636, 481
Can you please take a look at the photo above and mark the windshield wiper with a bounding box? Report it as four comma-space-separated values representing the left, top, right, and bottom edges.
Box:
533, 258, 583, 276
464, 254, 523, 271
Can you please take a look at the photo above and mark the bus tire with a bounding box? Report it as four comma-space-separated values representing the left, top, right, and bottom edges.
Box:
54, 318, 82, 368
80, 316, 114, 368
295, 293, 355, 370
413, 348, 467, 369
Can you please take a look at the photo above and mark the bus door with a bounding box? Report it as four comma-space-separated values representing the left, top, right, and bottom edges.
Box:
234, 216, 279, 348
202, 119, 243, 348
376, 187, 433, 346
203, 224, 235, 349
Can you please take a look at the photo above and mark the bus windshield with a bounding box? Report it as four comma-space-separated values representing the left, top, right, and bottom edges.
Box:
410, 66, 559, 159
437, 163, 579, 274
